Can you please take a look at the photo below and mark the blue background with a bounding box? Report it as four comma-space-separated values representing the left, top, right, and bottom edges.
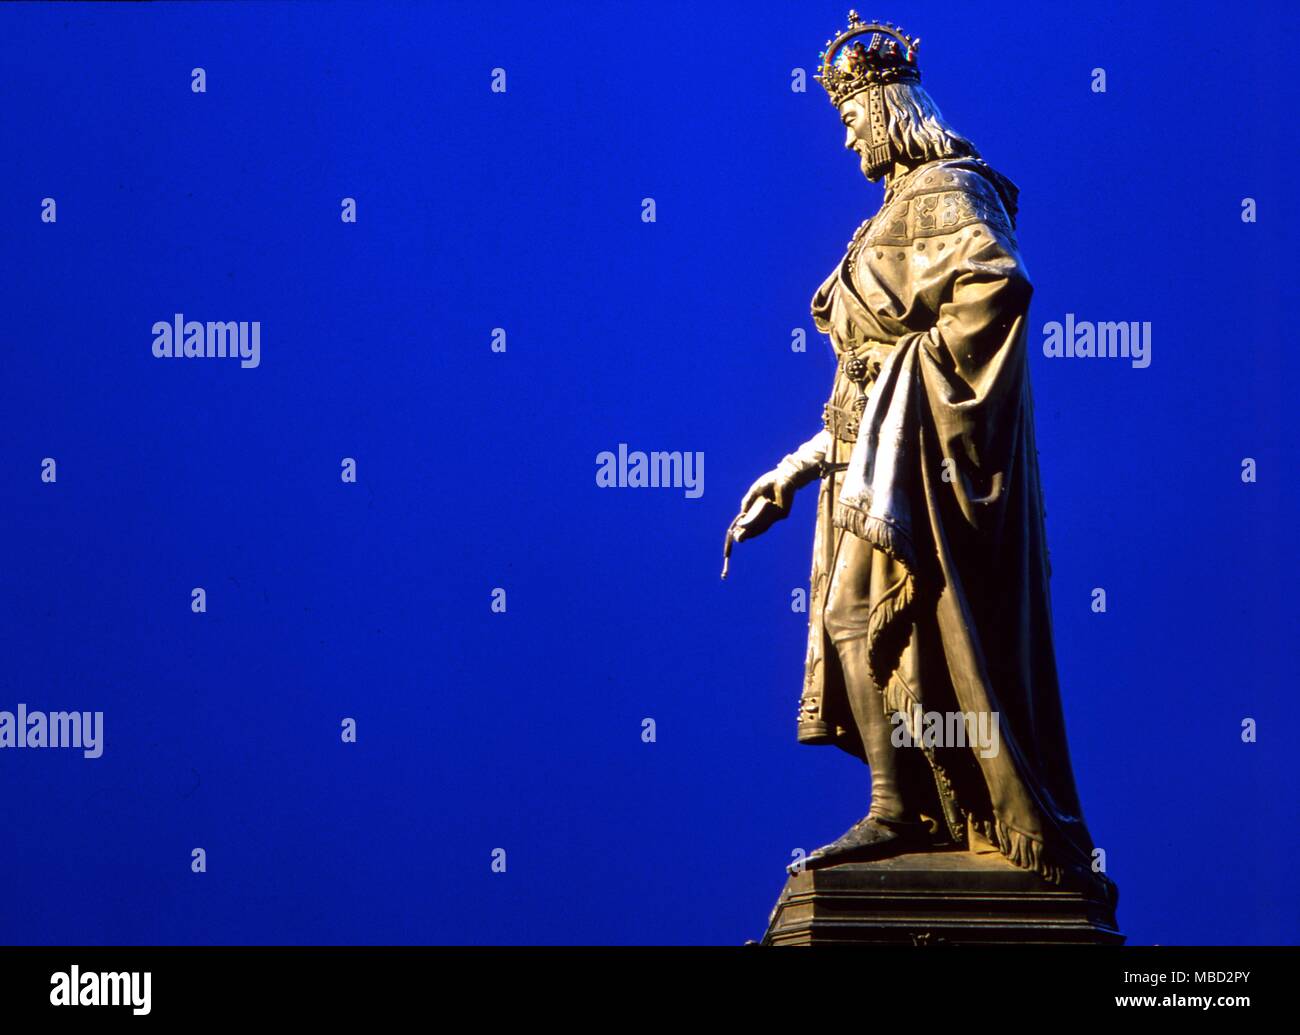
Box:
1, 0, 1296, 945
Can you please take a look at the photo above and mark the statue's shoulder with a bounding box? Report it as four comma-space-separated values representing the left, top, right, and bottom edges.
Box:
869, 159, 1016, 245
902, 159, 1004, 199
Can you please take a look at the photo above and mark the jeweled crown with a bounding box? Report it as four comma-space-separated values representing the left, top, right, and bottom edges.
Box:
816, 11, 920, 107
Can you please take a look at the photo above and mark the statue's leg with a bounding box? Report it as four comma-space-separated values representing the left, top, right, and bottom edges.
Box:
823, 529, 913, 823
800, 531, 932, 869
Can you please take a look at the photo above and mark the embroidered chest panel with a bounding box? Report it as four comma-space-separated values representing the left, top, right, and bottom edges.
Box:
865, 169, 1013, 247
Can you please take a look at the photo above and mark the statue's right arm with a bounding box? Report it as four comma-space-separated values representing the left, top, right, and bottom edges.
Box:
742, 429, 832, 513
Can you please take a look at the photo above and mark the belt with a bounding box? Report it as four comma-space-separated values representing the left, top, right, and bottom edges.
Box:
822, 401, 865, 444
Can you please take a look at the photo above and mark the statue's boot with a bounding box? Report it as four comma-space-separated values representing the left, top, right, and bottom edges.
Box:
799, 816, 932, 872
796, 635, 932, 872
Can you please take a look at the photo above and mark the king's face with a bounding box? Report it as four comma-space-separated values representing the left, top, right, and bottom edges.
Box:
838, 95, 881, 182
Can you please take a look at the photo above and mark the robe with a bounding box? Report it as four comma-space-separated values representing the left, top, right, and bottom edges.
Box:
796, 155, 1118, 905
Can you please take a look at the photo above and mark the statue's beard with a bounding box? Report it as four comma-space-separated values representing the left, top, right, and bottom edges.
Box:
857, 145, 889, 183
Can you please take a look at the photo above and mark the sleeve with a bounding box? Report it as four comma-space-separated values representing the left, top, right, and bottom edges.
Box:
775, 429, 832, 493
924, 221, 1033, 385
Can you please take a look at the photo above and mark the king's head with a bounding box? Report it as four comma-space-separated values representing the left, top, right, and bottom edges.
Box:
816, 13, 923, 181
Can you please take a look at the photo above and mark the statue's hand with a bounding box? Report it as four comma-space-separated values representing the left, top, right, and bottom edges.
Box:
733, 470, 794, 542
729, 432, 828, 550
740, 468, 790, 513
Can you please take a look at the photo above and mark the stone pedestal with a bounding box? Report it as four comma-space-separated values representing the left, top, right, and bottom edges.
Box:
762, 847, 1123, 946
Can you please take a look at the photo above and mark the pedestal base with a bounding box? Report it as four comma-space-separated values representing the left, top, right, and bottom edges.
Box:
762, 848, 1123, 946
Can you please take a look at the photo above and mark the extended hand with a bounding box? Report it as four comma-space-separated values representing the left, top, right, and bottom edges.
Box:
732, 469, 795, 543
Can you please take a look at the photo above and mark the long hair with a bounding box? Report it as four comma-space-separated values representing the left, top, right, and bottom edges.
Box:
882, 82, 978, 164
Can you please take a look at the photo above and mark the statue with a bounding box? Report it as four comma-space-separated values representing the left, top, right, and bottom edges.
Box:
729, 13, 1118, 914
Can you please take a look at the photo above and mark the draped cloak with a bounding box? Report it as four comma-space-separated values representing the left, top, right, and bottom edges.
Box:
796, 156, 1117, 905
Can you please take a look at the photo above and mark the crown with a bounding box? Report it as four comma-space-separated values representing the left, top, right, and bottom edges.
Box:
816, 11, 920, 107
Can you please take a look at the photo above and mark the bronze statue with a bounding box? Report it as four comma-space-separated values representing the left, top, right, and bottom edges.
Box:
730, 13, 1117, 909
